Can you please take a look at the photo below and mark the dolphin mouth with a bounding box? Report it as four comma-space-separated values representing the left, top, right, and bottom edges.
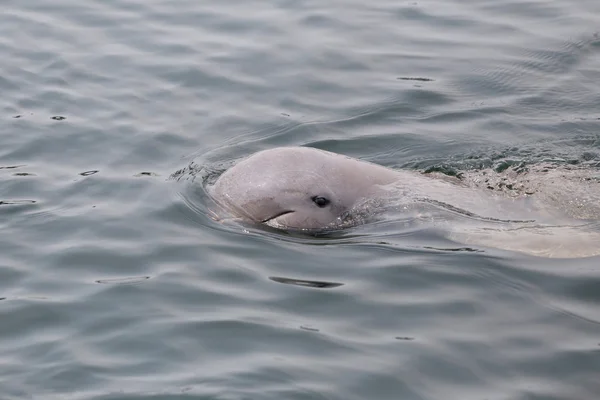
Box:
261, 210, 294, 224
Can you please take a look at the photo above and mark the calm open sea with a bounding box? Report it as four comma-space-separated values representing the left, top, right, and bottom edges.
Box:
1, 0, 599, 399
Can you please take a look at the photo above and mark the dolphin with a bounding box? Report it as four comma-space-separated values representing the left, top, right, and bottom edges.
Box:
207, 146, 600, 258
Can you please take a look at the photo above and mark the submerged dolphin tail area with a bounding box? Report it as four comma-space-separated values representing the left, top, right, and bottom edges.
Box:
449, 224, 600, 258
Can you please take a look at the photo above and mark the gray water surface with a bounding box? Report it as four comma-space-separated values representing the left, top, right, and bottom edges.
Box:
1, 0, 600, 399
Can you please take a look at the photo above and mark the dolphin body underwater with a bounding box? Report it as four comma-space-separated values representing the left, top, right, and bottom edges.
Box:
207, 146, 600, 258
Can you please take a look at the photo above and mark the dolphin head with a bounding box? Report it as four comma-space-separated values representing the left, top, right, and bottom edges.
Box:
208, 147, 399, 231
210, 167, 351, 230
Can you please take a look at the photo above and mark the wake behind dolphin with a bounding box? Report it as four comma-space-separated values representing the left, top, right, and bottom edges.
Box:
207, 146, 600, 258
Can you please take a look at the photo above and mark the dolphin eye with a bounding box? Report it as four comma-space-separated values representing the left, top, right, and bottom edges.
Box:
312, 196, 330, 208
